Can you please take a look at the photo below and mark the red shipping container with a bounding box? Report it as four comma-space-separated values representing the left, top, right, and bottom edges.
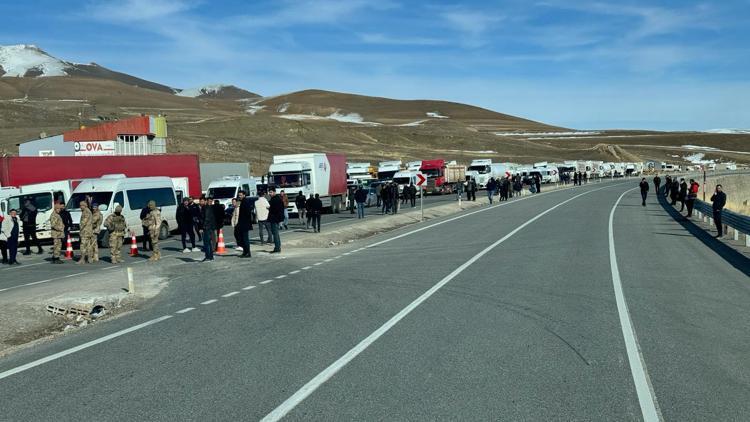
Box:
0, 155, 202, 197
64, 116, 152, 142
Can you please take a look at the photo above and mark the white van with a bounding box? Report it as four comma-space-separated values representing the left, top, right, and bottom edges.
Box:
206, 176, 258, 208
1, 181, 72, 241
66, 175, 178, 244
392, 171, 423, 197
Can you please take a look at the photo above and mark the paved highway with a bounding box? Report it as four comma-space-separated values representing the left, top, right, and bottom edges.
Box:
0, 181, 748, 421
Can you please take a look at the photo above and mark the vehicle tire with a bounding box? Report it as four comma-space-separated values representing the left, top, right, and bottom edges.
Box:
99, 231, 110, 249
333, 196, 341, 214
159, 222, 169, 240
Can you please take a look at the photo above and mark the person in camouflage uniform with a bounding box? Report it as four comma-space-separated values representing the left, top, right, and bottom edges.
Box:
78, 201, 94, 265
104, 205, 127, 263
141, 200, 161, 261
91, 204, 103, 262
49, 201, 65, 264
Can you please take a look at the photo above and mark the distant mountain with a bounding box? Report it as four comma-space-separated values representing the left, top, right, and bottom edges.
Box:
176, 84, 261, 100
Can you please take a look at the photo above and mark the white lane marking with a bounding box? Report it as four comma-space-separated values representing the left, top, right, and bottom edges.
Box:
289, 270, 301, 275
63, 272, 88, 278
0, 315, 173, 381
0, 261, 47, 272
200, 299, 218, 305
324, 259, 333, 262
609, 188, 662, 422
313, 262, 323, 266
260, 280, 273, 285
342, 252, 351, 256
176, 307, 195, 314
275, 275, 287, 279
242, 285, 257, 290
103, 266, 120, 270
222, 291, 240, 298
260, 186, 608, 422
301, 266, 312, 270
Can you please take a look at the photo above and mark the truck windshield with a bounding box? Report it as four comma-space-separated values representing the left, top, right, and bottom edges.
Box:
270, 172, 309, 188
468, 165, 490, 173
393, 177, 411, 185
66, 192, 113, 210
420, 168, 442, 177
378, 170, 398, 180
8, 192, 53, 213
207, 186, 237, 199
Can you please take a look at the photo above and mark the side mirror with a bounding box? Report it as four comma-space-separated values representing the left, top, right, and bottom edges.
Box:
98, 204, 109, 212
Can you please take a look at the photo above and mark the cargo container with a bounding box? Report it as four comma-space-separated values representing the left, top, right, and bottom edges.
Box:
0, 155, 202, 197
268, 153, 347, 213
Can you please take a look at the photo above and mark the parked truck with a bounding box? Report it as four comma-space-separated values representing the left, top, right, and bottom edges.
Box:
268, 153, 347, 214
465, 159, 509, 189
377, 160, 402, 181
0, 180, 73, 242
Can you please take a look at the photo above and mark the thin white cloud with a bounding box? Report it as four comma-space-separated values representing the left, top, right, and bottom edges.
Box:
358, 33, 445, 46
230, 0, 399, 28
438, 8, 503, 48
88, 0, 197, 21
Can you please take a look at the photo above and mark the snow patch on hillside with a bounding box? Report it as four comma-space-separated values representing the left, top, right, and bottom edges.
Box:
682, 145, 719, 151
176, 84, 227, 97
495, 131, 601, 137
426, 112, 449, 119
704, 128, 750, 134
277, 103, 291, 113
398, 120, 428, 127
275, 111, 381, 126
245, 105, 265, 115
0, 44, 68, 77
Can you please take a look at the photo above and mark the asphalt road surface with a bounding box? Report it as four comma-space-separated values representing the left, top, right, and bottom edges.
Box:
1, 181, 748, 421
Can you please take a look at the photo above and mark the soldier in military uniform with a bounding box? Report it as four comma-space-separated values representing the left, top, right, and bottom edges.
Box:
78, 201, 94, 265
49, 201, 65, 264
141, 200, 162, 261
91, 204, 103, 262
104, 205, 127, 263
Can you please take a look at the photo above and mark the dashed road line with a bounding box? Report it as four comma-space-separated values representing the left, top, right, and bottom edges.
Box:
324, 259, 333, 262
200, 299, 218, 305
176, 307, 195, 314
313, 262, 323, 266
260, 280, 273, 285
63, 272, 87, 278
275, 275, 287, 279
242, 285, 257, 290
288, 270, 301, 275
221, 291, 240, 298
301, 266, 312, 270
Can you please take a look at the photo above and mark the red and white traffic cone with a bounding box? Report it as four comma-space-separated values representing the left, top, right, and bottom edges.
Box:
129, 232, 138, 257
64, 235, 74, 260
216, 229, 226, 255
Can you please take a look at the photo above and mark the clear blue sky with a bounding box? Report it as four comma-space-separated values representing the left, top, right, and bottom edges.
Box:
2, 0, 749, 130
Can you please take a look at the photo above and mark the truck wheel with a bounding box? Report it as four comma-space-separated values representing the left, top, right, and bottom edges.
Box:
333, 196, 341, 214
159, 222, 170, 240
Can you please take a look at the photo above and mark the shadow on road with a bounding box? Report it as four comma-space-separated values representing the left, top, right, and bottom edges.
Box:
658, 189, 750, 277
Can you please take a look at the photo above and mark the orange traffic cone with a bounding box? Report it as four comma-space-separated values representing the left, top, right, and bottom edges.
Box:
65, 235, 74, 260
216, 229, 226, 255
130, 232, 138, 257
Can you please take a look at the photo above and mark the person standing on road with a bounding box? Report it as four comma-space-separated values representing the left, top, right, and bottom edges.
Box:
664, 175, 672, 197
309, 193, 323, 233
201, 197, 217, 261
639, 178, 649, 206
678, 178, 688, 212
268, 188, 284, 253
104, 205, 127, 264
191, 198, 204, 243
78, 201, 94, 265
1, 209, 20, 265
295, 191, 307, 226
213, 200, 225, 246
140, 204, 152, 251
583, 172, 588, 184
535, 174, 542, 194
49, 202, 65, 264
231, 197, 241, 250
466, 178, 477, 201
573, 172, 579, 186
375, 183, 383, 208
670, 179, 679, 205
381, 183, 391, 214
455, 179, 464, 201
711, 185, 727, 238
20, 198, 42, 255
355, 185, 368, 219
142, 200, 161, 262
237, 190, 254, 258
176, 197, 196, 253
653, 174, 661, 194
256, 192, 273, 244
486, 177, 497, 204
685, 179, 699, 217
391, 181, 400, 214
305, 193, 314, 229
409, 183, 417, 207
91, 204, 103, 262
0, 210, 8, 264
280, 190, 290, 229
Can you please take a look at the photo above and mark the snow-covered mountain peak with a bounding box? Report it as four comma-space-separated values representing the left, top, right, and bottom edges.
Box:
0, 44, 69, 77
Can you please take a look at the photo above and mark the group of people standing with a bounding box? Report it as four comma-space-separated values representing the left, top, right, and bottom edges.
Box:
376, 181, 417, 215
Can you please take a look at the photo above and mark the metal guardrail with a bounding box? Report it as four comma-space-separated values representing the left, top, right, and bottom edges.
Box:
693, 200, 750, 246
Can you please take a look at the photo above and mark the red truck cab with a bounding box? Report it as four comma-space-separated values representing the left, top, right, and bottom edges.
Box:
419, 159, 447, 194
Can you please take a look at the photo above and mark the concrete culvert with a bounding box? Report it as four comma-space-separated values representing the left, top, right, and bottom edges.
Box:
89, 305, 106, 319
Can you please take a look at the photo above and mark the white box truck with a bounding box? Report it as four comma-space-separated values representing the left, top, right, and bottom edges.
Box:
1, 180, 73, 242
268, 153, 348, 213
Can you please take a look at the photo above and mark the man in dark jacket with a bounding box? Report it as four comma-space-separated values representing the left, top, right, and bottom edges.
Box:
466, 178, 477, 201
486, 177, 497, 204
309, 194, 323, 233
670, 179, 679, 205
295, 191, 307, 226
390, 181, 399, 214
409, 183, 417, 207
213, 200, 225, 242
21, 199, 43, 255
664, 175, 672, 197
678, 178, 688, 211
639, 178, 649, 206
354, 186, 368, 219
534, 174, 542, 194
201, 197, 217, 261
60, 205, 73, 241
268, 188, 285, 253
711, 185, 727, 238
653, 175, 661, 194
237, 191, 255, 258
140, 204, 152, 251
192, 198, 204, 239
176, 198, 195, 252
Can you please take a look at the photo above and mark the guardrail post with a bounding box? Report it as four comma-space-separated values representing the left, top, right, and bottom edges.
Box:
746, 233, 750, 248
733, 228, 739, 241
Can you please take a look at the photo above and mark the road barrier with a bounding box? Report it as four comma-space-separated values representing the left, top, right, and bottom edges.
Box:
694, 200, 750, 247
129, 233, 138, 257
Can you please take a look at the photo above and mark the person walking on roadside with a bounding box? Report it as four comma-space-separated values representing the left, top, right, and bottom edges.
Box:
0, 210, 8, 264
295, 191, 307, 226
305, 193, 314, 229
664, 175, 672, 197
467, 178, 477, 201
20, 198, 43, 255
409, 183, 417, 207
78, 201, 94, 265
140, 204, 152, 251
455, 179, 464, 201
486, 177, 497, 204
534, 174, 542, 194
280, 190, 290, 229
639, 178, 649, 206
201, 197, 217, 261
237, 190, 254, 258
653, 174, 661, 194
678, 178, 688, 212
573, 172, 579, 186
390, 182, 400, 214
142, 200, 162, 262
0, 209, 20, 265
375, 183, 383, 208
49, 201, 65, 264
711, 185, 727, 238
670, 179, 679, 205
91, 204, 103, 262
355, 185, 368, 219
268, 188, 284, 253
177, 197, 196, 252
256, 191, 273, 244
104, 205, 127, 264
583, 172, 588, 184
685, 179, 699, 217
191, 198, 203, 244
309, 193, 323, 233
213, 200, 225, 246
